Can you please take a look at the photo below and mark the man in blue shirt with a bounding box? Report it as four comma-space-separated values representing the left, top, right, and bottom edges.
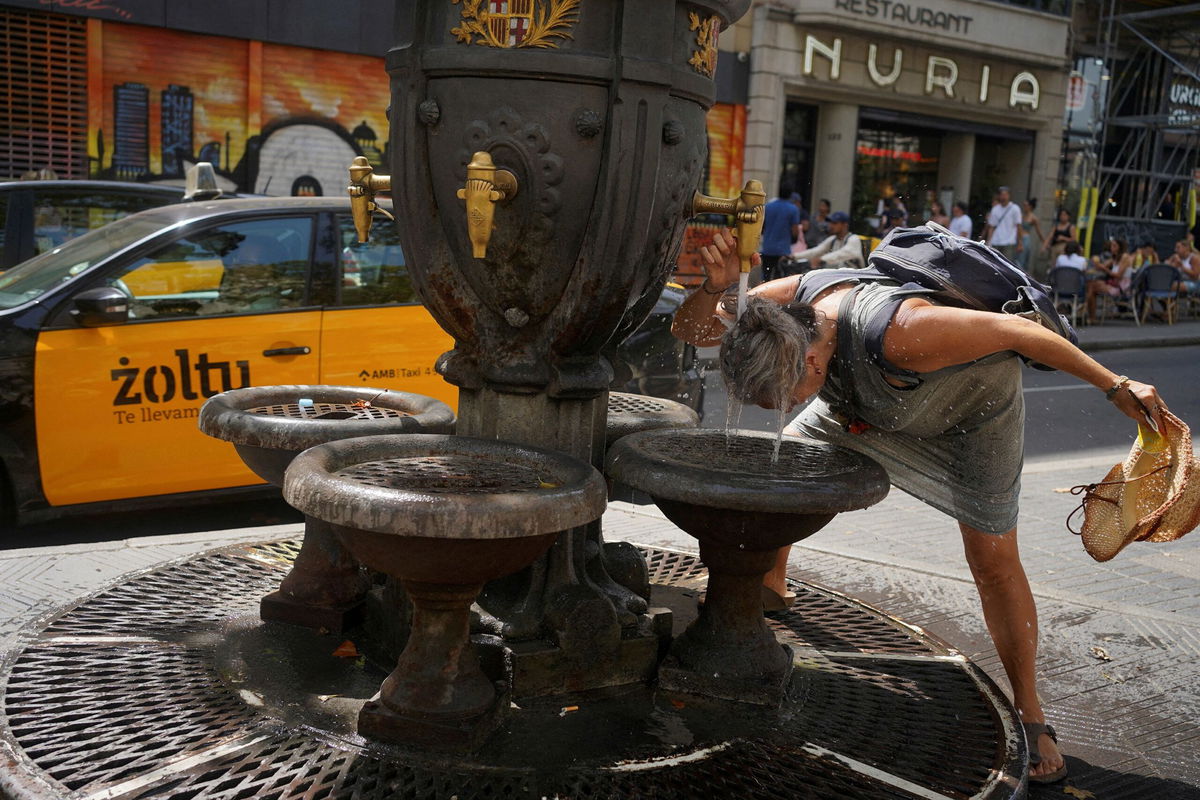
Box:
759, 184, 801, 282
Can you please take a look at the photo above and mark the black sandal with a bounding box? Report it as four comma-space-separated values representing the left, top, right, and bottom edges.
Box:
1023, 721, 1068, 784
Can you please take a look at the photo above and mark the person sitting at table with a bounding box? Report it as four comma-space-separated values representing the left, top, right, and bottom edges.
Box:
1086, 238, 1133, 324
1167, 239, 1200, 297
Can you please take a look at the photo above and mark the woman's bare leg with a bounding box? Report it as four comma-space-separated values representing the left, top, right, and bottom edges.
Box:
960, 522, 1064, 779
763, 546, 790, 597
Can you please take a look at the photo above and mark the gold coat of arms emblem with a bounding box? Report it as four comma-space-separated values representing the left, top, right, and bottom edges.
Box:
688, 13, 720, 77
452, 0, 581, 49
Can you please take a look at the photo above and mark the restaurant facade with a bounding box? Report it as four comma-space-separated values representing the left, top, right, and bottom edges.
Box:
736, 0, 1072, 233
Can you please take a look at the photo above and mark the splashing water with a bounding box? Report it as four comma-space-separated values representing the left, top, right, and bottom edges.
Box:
736, 271, 750, 319
772, 407, 789, 465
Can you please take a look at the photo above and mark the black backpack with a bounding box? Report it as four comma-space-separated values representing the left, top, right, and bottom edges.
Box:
865, 222, 1078, 370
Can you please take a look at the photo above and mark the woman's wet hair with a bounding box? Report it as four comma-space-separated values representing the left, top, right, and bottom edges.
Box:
719, 296, 819, 409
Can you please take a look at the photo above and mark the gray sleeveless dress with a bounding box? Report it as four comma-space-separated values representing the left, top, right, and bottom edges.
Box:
785, 274, 1024, 535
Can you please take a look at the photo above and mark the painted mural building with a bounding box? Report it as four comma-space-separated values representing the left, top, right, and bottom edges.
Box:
734, 0, 1072, 234
1, 0, 750, 219
1, 1, 402, 197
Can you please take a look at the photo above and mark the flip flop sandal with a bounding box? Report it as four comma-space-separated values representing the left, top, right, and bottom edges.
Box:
1023, 721, 1068, 784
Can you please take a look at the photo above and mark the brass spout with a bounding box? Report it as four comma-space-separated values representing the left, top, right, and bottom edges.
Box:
690, 180, 767, 273
347, 156, 393, 243
456, 151, 518, 259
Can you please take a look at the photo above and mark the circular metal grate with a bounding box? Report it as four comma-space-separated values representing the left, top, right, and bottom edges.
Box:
608, 394, 670, 415
246, 402, 410, 420
651, 432, 864, 478
0, 541, 1021, 800
336, 456, 548, 494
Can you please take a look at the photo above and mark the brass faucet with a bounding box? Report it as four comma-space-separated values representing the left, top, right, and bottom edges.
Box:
690, 180, 767, 274
457, 151, 519, 259
347, 156, 394, 243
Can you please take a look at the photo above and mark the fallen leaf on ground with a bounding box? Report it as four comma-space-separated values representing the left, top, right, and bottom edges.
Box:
1089, 646, 1112, 662
332, 640, 359, 658
669, 699, 686, 709
1063, 786, 1096, 799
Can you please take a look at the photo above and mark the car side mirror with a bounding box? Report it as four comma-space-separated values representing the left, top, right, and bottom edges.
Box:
70, 287, 129, 327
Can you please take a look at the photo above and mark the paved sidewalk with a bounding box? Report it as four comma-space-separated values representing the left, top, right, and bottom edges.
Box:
2, 454, 1198, 798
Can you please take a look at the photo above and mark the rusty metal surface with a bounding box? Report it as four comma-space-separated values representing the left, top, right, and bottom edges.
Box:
0, 541, 1023, 800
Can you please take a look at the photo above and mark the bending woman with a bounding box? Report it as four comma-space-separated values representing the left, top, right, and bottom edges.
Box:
672, 228, 1169, 785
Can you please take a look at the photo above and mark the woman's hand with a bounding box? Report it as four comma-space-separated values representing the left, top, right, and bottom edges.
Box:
1110, 379, 1168, 433
699, 228, 752, 292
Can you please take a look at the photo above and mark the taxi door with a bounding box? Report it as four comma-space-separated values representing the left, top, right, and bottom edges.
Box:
319, 213, 456, 408
35, 215, 321, 506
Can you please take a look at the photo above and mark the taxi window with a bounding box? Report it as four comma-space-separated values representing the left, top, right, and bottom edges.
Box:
337, 214, 417, 306
110, 217, 314, 320
31, 188, 180, 257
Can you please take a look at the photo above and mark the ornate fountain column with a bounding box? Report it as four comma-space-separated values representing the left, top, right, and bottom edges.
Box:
350, 0, 750, 695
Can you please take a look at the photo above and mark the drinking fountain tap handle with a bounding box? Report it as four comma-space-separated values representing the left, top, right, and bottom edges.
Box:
689, 180, 767, 274
347, 156, 394, 243
456, 151, 519, 259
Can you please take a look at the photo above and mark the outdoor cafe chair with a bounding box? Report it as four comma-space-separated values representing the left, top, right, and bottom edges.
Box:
1048, 266, 1087, 329
1132, 263, 1180, 325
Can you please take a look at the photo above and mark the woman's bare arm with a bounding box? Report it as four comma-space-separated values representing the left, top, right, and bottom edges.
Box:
671, 229, 800, 346
883, 301, 1167, 428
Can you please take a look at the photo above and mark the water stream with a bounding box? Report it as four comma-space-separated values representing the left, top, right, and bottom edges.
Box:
736, 271, 749, 319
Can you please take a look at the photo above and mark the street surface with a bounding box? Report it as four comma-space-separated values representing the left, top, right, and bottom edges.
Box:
6, 344, 1199, 548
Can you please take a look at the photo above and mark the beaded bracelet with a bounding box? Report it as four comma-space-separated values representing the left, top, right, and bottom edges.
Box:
1105, 375, 1130, 401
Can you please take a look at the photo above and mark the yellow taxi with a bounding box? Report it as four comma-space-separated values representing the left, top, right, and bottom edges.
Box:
0, 197, 454, 526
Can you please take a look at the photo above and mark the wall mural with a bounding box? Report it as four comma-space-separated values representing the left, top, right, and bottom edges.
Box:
90, 21, 390, 196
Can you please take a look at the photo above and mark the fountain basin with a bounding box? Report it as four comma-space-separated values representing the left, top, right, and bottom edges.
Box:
284, 433, 607, 748
199, 385, 455, 485
198, 385, 455, 632
605, 391, 700, 449
606, 429, 889, 706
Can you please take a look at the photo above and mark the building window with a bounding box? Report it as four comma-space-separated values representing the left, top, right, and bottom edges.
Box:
853, 126, 942, 236
780, 102, 817, 208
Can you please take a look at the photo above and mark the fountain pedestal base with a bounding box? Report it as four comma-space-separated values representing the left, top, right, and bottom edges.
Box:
658, 544, 795, 707
507, 609, 672, 698
260, 590, 365, 635
259, 518, 370, 634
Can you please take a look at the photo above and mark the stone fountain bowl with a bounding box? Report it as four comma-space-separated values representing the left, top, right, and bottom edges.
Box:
605, 428, 889, 551
283, 434, 607, 583
606, 391, 700, 448
198, 385, 455, 485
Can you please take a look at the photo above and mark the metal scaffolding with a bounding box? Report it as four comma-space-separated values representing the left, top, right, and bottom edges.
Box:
1092, 1, 1200, 223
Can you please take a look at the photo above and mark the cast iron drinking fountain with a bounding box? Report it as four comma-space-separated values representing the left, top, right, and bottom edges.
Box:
197, 385, 454, 633
0, 1, 1028, 797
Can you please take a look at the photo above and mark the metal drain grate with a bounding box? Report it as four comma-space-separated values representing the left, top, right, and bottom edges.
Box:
608, 394, 670, 415
647, 432, 865, 478
246, 402, 410, 420
0, 542, 1021, 800
337, 456, 547, 494
42, 553, 283, 638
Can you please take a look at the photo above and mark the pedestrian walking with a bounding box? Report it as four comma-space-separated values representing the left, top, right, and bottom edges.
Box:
1040, 208, 1077, 267
1019, 199, 1045, 278
983, 186, 1023, 266
759, 184, 802, 282
949, 201, 973, 238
